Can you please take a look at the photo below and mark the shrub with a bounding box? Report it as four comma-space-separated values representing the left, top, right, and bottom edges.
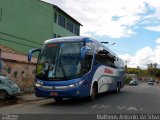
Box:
125, 77, 132, 84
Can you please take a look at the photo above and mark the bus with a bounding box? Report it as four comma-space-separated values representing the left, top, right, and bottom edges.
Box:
28, 36, 125, 102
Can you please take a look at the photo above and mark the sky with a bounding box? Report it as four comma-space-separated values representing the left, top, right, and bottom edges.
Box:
42, 0, 160, 69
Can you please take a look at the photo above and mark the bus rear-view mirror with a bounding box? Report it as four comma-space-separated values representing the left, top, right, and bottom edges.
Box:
28, 48, 41, 62
80, 46, 91, 59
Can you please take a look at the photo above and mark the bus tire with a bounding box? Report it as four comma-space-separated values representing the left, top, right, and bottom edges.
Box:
88, 83, 97, 101
116, 82, 120, 93
114, 82, 120, 93
0, 90, 8, 100
54, 98, 63, 103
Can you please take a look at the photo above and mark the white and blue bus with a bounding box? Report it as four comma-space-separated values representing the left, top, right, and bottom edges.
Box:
28, 36, 125, 102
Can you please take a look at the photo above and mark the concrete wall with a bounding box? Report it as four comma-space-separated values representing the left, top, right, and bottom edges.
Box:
0, 45, 37, 93
1, 60, 36, 93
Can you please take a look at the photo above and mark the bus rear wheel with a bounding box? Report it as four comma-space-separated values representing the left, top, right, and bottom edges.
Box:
115, 82, 120, 93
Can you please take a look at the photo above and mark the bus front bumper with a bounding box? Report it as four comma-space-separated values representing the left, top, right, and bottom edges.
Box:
35, 85, 90, 98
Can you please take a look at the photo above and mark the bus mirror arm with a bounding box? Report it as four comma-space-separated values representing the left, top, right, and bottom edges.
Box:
28, 48, 41, 62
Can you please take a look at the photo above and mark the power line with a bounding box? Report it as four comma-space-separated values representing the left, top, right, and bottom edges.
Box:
0, 32, 42, 45
0, 37, 37, 48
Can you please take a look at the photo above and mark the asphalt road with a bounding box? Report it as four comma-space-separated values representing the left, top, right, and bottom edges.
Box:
0, 83, 160, 120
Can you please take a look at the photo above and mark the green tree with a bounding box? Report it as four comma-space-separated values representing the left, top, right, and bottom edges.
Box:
147, 63, 158, 77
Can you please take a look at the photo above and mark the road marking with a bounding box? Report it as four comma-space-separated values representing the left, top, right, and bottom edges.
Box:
91, 104, 143, 112
126, 107, 138, 111
117, 105, 126, 110
140, 107, 143, 111
91, 104, 111, 109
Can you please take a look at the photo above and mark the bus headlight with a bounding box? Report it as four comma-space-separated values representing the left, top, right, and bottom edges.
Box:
35, 83, 42, 87
35, 81, 43, 87
68, 80, 84, 89
68, 84, 76, 89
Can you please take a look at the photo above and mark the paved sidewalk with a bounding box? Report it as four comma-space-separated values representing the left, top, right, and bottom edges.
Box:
19, 93, 45, 102
0, 93, 46, 108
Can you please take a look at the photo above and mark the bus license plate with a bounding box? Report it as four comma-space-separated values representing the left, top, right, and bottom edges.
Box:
50, 92, 58, 96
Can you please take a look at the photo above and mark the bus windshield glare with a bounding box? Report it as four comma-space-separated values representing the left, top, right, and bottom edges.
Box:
36, 42, 93, 80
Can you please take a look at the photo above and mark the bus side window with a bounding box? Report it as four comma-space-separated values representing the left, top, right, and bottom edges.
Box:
95, 45, 116, 67
95, 46, 100, 64
95, 46, 106, 64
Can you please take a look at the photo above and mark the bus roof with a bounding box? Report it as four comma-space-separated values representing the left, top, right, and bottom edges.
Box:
44, 36, 122, 61
44, 36, 93, 44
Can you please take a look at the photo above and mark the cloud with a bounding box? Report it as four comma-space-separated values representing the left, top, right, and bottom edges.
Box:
155, 38, 160, 44
120, 38, 160, 68
42, 0, 160, 38
145, 25, 160, 32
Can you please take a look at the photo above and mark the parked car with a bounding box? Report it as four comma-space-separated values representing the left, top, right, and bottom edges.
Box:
0, 76, 22, 100
148, 79, 155, 86
129, 79, 138, 86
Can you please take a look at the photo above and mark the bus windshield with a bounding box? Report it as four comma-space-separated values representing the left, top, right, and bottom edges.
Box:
36, 42, 93, 81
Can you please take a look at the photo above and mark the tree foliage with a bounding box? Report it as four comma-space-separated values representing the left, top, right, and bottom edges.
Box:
124, 77, 132, 84
126, 63, 160, 79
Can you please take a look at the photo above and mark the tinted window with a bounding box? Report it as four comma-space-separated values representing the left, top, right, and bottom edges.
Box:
58, 15, 66, 28
95, 45, 116, 67
54, 12, 57, 23
74, 26, 80, 35
53, 33, 57, 38
67, 21, 73, 33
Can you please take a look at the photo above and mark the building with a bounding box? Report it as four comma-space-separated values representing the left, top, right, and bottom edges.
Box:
0, 0, 82, 54
0, 0, 82, 92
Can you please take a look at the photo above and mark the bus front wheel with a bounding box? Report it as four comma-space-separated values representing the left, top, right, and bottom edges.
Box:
88, 84, 97, 101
